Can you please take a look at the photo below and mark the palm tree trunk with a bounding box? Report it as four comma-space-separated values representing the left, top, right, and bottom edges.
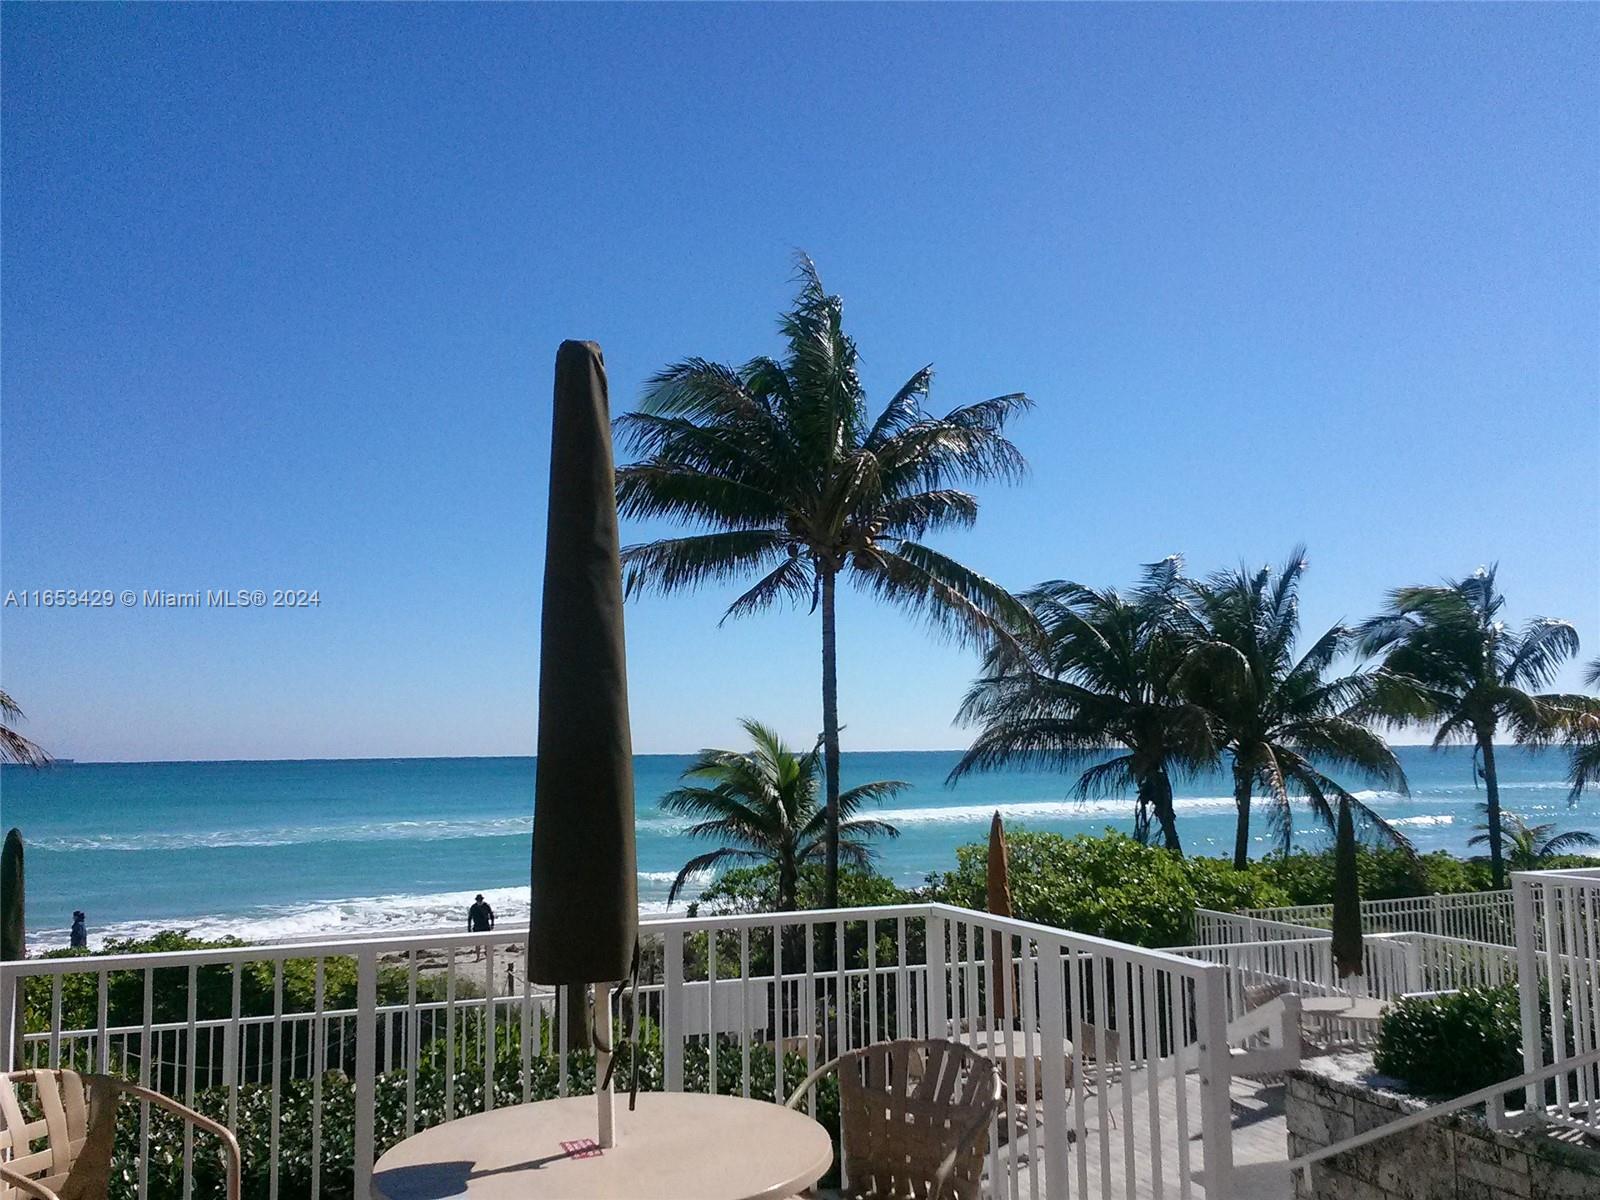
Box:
1150, 771, 1182, 855
820, 568, 842, 911
1232, 756, 1253, 870
1478, 731, 1505, 889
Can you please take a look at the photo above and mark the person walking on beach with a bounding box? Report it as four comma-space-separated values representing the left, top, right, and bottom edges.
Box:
467, 894, 495, 959
69, 910, 87, 950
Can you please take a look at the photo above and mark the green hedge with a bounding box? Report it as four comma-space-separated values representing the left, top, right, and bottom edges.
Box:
925, 830, 1290, 948
1373, 985, 1524, 1097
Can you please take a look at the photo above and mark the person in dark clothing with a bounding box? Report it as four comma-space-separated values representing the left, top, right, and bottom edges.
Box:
467, 894, 494, 960
70, 910, 87, 950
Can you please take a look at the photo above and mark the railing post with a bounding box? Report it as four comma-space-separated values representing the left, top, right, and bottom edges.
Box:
1511, 873, 1543, 1116
663, 927, 684, 1092
1196, 964, 1235, 1196
1401, 935, 1422, 996
1035, 940, 1070, 1200
926, 912, 948, 1039
354, 948, 378, 1197
0, 967, 16, 1071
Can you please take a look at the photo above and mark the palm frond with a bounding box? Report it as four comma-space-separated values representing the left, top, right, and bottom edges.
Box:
1506, 619, 1581, 689
721, 556, 815, 623
856, 540, 1037, 652
620, 530, 789, 599
667, 848, 764, 904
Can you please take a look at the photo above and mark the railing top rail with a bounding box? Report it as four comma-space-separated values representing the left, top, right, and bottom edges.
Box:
1287, 1044, 1600, 1177
1165, 936, 1336, 953
1247, 889, 1512, 918
1379, 930, 1519, 950
923, 902, 1223, 974
0, 928, 541, 975
0, 900, 1229, 980
0, 904, 952, 976
638, 901, 933, 932
1512, 866, 1600, 885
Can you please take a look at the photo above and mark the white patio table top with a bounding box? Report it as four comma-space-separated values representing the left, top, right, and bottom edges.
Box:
370, 1091, 834, 1200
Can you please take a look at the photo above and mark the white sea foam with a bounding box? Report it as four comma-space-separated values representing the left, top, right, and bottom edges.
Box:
27, 816, 538, 853
31, 878, 686, 952
872, 795, 1242, 826
1389, 814, 1454, 827
30, 782, 1565, 857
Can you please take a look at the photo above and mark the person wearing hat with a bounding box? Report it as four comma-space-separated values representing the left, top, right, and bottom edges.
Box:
467, 893, 495, 960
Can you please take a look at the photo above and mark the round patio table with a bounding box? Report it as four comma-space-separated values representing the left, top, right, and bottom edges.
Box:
370, 1091, 833, 1200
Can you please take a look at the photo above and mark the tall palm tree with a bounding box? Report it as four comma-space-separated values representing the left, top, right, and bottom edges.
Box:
660, 719, 903, 911
1180, 547, 1410, 869
1566, 658, 1600, 802
617, 258, 1032, 908
950, 558, 1217, 853
1357, 566, 1584, 888
1469, 808, 1598, 872
0, 691, 50, 767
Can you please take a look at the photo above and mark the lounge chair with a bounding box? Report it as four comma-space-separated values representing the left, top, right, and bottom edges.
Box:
0, 1069, 240, 1200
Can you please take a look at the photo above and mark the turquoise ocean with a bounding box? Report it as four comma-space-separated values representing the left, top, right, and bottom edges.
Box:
1, 746, 1590, 949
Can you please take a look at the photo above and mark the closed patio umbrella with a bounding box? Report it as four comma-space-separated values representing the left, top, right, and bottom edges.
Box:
528, 340, 638, 1145
1331, 794, 1363, 978
987, 812, 1013, 1021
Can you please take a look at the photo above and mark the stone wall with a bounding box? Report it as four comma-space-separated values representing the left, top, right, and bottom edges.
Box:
1286, 1055, 1600, 1200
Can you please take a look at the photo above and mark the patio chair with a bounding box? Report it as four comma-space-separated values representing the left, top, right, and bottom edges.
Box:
0, 1069, 240, 1200
786, 1038, 1001, 1200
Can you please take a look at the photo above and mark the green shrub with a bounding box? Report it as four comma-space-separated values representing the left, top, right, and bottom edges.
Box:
1180, 854, 1291, 913
1252, 846, 1477, 904
927, 830, 1287, 948
1373, 985, 1523, 1097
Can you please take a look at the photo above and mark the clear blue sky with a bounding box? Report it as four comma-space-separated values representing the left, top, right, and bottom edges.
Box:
3, 4, 1596, 762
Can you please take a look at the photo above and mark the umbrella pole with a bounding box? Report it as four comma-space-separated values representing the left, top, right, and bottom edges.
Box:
595, 983, 616, 1148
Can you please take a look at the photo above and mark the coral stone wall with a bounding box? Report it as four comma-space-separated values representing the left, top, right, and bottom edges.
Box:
1287, 1057, 1600, 1200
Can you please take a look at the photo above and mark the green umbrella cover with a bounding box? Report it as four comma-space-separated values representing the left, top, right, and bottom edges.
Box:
528, 342, 639, 1036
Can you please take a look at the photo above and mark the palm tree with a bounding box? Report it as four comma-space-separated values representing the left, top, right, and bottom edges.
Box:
1179, 547, 1410, 869
1357, 566, 1585, 888
617, 257, 1032, 908
1566, 658, 1600, 802
1469, 809, 1598, 872
0, 691, 50, 766
661, 719, 904, 911
950, 558, 1217, 853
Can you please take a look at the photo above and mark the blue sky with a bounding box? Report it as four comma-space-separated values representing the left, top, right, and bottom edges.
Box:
2, 4, 1596, 762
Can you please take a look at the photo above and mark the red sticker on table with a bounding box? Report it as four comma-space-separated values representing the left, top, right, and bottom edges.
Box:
561, 1139, 602, 1159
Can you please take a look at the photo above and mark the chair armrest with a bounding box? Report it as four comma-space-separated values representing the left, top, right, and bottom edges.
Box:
784, 1057, 840, 1110
1, 1165, 62, 1200
112, 1082, 242, 1200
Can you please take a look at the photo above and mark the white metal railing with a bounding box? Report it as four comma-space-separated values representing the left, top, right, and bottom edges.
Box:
1165, 935, 1414, 1049
1512, 866, 1600, 1132
1401, 931, 1517, 994
1242, 889, 1516, 945
1190, 909, 1328, 945
0, 904, 1240, 1200
1166, 928, 1521, 1047
15, 976, 798, 1094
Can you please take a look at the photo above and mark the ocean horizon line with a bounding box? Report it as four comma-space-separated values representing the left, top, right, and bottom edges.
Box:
5, 739, 1457, 767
